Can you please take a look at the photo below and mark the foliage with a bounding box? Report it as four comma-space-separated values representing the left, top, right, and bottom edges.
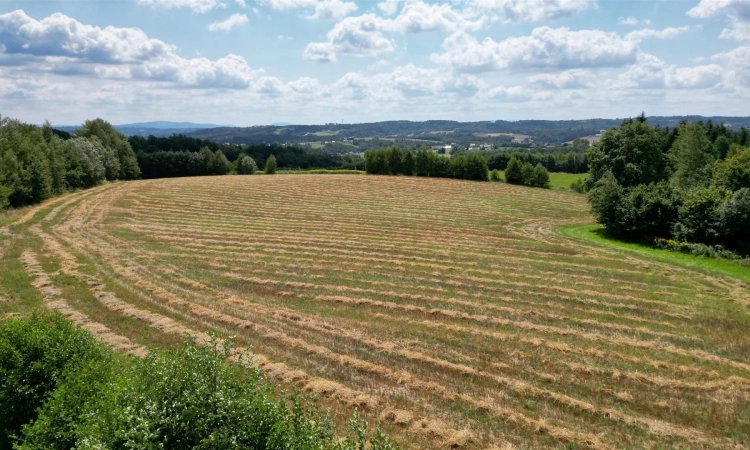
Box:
2, 313, 400, 450
365, 147, 487, 181
76, 119, 140, 180
0, 311, 110, 448
489, 169, 502, 182
486, 150, 588, 174
265, 154, 277, 174
503, 157, 524, 185
570, 177, 587, 193
236, 154, 259, 175
587, 116, 750, 254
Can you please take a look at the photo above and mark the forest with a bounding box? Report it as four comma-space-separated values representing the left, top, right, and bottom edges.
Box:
0, 116, 365, 210
364, 147, 490, 181
587, 115, 750, 255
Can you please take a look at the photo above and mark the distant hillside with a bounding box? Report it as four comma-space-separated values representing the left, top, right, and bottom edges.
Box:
56, 121, 224, 137
187, 116, 750, 148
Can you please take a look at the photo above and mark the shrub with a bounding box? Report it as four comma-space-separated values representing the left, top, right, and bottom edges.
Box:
0, 311, 109, 448
504, 157, 523, 185
588, 171, 626, 236
530, 163, 550, 188
673, 187, 731, 245
236, 154, 258, 175
489, 169, 502, 182
265, 154, 277, 174
570, 177, 587, 193
622, 181, 681, 239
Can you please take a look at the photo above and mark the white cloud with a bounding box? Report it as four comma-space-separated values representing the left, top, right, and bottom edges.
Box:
378, 0, 401, 15
528, 69, 593, 89
619, 53, 723, 89
236, 0, 246, 6
304, 0, 484, 61
262, 0, 357, 20
0, 10, 273, 90
470, 0, 596, 22
688, 0, 750, 41
137, 0, 225, 14
625, 26, 689, 42
208, 13, 249, 31
432, 27, 641, 73
618, 16, 650, 26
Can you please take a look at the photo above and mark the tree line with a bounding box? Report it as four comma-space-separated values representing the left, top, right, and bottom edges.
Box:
587, 115, 750, 255
0, 116, 140, 210
0, 311, 398, 449
364, 147, 490, 181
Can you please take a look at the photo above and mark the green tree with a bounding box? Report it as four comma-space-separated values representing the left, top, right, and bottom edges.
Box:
387, 147, 402, 175
76, 119, 140, 180
673, 187, 731, 245
588, 171, 626, 235
520, 162, 535, 186
402, 148, 416, 176
504, 156, 524, 185
718, 188, 750, 251
712, 145, 750, 191
464, 153, 489, 181
670, 122, 716, 191
531, 163, 550, 188
587, 119, 667, 188
265, 154, 277, 174
489, 169, 502, 182
415, 149, 430, 176
235, 155, 258, 174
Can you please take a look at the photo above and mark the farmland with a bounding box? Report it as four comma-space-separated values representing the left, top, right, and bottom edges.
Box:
1, 175, 749, 449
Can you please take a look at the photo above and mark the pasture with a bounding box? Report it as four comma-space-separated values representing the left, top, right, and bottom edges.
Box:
1, 175, 749, 449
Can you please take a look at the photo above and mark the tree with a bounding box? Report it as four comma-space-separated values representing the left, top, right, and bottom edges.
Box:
402, 148, 416, 176
521, 162, 535, 186
670, 122, 716, 191
415, 149, 430, 176
76, 119, 140, 180
235, 155, 258, 175
588, 119, 667, 188
588, 171, 626, 236
673, 187, 731, 245
489, 170, 502, 182
504, 157, 524, 185
463, 153, 489, 181
621, 181, 680, 238
265, 154, 277, 174
712, 145, 750, 191
387, 147, 402, 175
531, 163, 550, 188
718, 188, 750, 251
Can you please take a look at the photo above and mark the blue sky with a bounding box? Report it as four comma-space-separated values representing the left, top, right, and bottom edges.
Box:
0, 0, 749, 126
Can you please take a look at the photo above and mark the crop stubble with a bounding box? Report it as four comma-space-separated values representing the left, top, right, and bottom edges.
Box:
6, 175, 750, 449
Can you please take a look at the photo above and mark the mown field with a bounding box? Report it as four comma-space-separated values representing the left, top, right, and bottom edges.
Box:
1, 175, 749, 449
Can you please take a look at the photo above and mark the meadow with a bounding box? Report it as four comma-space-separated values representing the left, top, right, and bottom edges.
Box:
1, 175, 748, 449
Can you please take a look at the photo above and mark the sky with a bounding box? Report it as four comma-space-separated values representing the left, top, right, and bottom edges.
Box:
0, 0, 749, 126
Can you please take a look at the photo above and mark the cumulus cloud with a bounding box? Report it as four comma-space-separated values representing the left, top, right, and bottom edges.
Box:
431, 26, 690, 73
208, 13, 249, 31
304, 0, 484, 61
378, 0, 401, 15
0, 10, 275, 90
262, 0, 357, 20
528, 69, 593, 89
688, 0, 750, 41
618, 16, 650, 26
619, 53, 723, 89
137, 0, 225, 14
470, 0, 596, 22
432, 27, 643, 73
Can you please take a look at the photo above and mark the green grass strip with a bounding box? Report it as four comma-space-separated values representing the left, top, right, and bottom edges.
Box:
559, 223, 750, 284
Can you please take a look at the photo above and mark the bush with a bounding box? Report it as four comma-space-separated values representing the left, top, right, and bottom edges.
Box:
265, 154, 277, 174
0, 311, 110, 448
3, 313, 401, 450
718, 188, 750, 252
570, 177, 587, 193
489, 169, 502, 182
530, 163, 550, 188
588, 171, 626, 236
504, 157, 524, 185
673, 187, 731, 245
236, 154, 258, 175
622, 181, 681, 239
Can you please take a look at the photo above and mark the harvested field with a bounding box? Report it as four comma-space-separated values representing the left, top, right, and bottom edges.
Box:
2, 174, 749, 449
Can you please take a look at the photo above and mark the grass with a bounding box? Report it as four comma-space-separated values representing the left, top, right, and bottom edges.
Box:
2, 175, 749, 450
275, 169, 365, 175
498, 171, 587, 190
559, 224, 750, 284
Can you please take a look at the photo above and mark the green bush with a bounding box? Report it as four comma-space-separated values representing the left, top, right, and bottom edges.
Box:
530, 163, 550, 188
504, 157, 524, 185
265, 154, 277, 174
3, 314, 400, 450
236, 155, 258, 175
489, 169, 502, 182
0, 311, 110, 448
570, 177, 587, 193
673, 187, 731, 245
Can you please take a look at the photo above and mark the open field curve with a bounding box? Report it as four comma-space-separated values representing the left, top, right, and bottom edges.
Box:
2, 174, 749, 449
